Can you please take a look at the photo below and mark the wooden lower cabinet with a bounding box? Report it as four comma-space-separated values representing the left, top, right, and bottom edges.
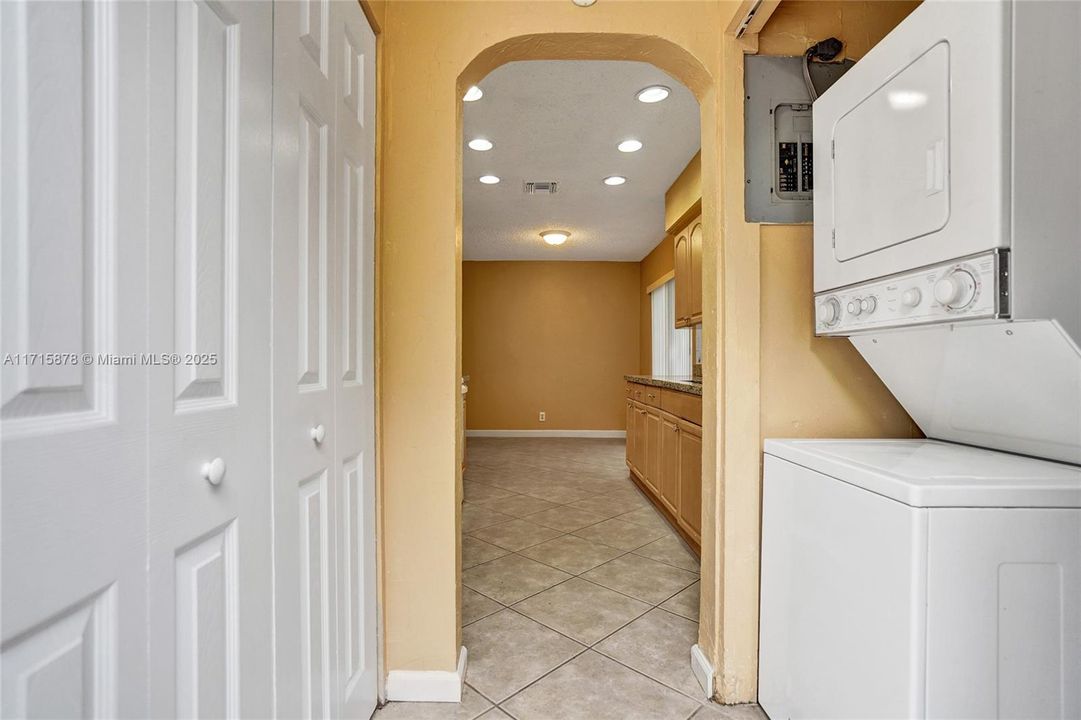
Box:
677, 420, 702, 544
644, 409, 663, 493
659, 415, 680, 515
624, 386, 702, 555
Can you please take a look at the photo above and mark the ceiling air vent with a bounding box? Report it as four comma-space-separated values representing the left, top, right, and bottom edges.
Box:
523, 181, 558, 195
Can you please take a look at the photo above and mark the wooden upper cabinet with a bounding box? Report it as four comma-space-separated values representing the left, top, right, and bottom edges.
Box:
673, 231, 691, 327
689, 220, 703, 324
673, 213, 702, 328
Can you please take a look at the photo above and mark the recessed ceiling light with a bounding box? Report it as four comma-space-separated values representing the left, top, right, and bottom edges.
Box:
541, 230, 570, 245
468, 138, 493, 151
463, 86, 483, 102
478, 175, 500, 184
617, 139, 643, 153
603, 175, 627, 186
636, 85, 671, 103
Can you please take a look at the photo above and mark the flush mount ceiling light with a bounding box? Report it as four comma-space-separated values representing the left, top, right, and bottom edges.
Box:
478, 175, 500, 184
468, 138, 493, 151
603, 175, 627, 186
541, 230, 570, 245
572, 0, 597, 5
617, 139, 643, 153
636, 85, 671, 103
463, 86, 484, 102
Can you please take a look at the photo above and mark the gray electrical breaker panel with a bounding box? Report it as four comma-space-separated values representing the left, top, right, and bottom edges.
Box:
744, 56, 853, 224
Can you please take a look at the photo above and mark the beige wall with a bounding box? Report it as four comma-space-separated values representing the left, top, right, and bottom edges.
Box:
463, 261, 640, 431
377, 0, 725, 682
638, 236, 675, 374
760, 229, 921, 439
665, 151, 703, 233
375, 0, 921, 701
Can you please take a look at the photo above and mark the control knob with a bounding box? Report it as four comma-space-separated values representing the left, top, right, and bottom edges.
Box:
933, 269, 977, 310
859, 296, 877, 314
846, 299, 862, 316
817, 297, 841, 327
901, 288, 922, 308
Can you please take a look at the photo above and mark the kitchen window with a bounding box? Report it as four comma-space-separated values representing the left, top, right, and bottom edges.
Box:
650, 278, 692, 376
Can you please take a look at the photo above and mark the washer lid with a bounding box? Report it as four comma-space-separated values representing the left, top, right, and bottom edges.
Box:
764, 439, 1081, 508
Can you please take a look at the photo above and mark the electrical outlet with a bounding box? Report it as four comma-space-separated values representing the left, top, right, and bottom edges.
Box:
539, 411, 546, 422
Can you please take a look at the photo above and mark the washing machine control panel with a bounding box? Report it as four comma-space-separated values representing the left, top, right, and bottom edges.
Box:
814, 250, 1009, 336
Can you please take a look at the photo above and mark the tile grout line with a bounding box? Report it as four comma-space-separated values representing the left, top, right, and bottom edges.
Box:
461, 440, 711, 719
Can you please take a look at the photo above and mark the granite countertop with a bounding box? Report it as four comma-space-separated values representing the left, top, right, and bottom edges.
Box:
625, 374, 702, 396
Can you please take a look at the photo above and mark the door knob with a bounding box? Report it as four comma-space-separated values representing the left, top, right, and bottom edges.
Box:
310, 424, 326, 444
202, 457, 226, 486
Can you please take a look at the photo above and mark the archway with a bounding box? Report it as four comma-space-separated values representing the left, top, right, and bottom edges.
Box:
376, 2, 751, 704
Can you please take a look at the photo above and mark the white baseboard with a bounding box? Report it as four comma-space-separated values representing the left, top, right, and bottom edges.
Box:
385, 646, 467, 703
690, 644, 714, 699
466, 429, 626, 439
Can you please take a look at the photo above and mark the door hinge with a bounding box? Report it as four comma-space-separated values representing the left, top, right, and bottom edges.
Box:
831, 140, 835, 159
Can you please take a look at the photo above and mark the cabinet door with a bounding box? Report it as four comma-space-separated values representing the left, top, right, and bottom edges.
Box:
689, 220, 703, 323
644, 409, 663, 492
625, 400, 636, 470
634, 405, 649, 476
660, 416, 681, 514
674, 232, 691, 326
678, 421, 703, 543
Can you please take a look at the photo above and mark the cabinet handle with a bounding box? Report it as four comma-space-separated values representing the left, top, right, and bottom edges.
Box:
647, 393, 655, 400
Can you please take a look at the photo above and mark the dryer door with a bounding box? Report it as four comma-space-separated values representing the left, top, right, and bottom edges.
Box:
833, 42, 950, 263
813, 0, 1010, 293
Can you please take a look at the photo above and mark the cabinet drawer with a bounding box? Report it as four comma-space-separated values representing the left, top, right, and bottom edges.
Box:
661, 388, 702, 425
629, 382, 662, 408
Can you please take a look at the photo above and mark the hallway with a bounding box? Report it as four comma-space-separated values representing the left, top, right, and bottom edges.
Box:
376, 438, 765, 719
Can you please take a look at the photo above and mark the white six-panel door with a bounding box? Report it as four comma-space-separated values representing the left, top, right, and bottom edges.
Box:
1, 2, 150, 717
270, 2, 378, 717
332, 4, 378, 716
1, 1, 378, 718
146, 1, 276, 717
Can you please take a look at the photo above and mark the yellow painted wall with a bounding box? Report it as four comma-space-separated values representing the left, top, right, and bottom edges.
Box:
377, 0, 727, 682
638, 236, 675, 374
463, 262, 640, 431
665, 151, 703, 232
754, 0, 922, 442
760, 229, 922, 438
375, 0, 921, 701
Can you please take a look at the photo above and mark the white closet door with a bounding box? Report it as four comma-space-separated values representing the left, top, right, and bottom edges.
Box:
271, 1, 342, 718
1, 2, 150, 717
145, 1, 275, 718
331, 3, 378, 716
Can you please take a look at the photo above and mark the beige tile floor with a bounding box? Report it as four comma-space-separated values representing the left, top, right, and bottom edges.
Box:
374, 438, 769, 720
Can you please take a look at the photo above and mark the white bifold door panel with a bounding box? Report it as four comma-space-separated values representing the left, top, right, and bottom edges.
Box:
1, 2, 151, 717
271, 2, 378, 718
146, 1, 275, 718
2, 1, 378, 718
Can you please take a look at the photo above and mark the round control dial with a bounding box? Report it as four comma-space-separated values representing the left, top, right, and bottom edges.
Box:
901, 288, 922, 308
846, 299, 862, 316
818, 297, 841, 327
859, 296, 877, 314
933, 269, 978, 310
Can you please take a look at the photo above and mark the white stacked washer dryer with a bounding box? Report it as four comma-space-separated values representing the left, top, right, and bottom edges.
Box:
758, 2, 1081, 719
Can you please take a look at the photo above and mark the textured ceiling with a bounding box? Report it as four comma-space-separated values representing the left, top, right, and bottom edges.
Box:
463, 60, 701, 261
